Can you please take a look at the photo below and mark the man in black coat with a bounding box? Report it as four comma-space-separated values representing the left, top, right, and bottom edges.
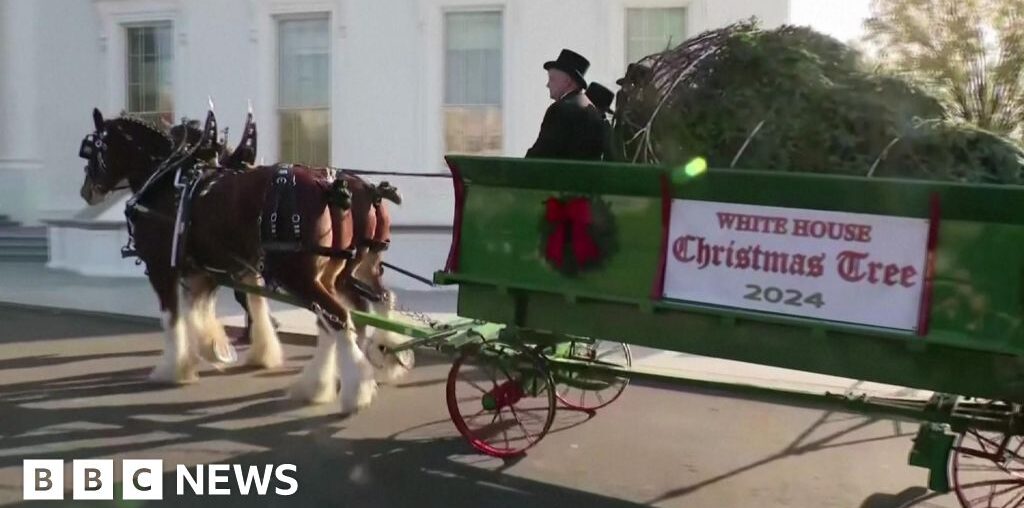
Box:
586, 81, 617, 161
525, 49, 606, 161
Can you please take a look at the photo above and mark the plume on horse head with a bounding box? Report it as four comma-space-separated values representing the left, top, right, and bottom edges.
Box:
220, 104, 258, 168
168, 109, 224, 164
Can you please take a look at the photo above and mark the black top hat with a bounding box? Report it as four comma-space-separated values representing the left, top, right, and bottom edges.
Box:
544, 49, 590, 89
586, 82, 615, 115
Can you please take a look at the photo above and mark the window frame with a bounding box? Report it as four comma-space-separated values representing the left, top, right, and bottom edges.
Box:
624, 6, 689, 64
440, 6, 506, 156
275, 13, 333, 166
124, 21, 175, 126
251, 0, 341, 166
94, 0, 182, 127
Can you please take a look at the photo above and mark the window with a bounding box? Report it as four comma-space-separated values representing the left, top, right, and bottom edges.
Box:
626, 7, 688, 63
278, 16, 330, 166
444, 11, 502, 155
126, 22, 174, 127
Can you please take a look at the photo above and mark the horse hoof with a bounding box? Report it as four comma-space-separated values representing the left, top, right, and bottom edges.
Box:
216, 343, 238, 364
245, 353, 283, 370
244, 344, 284, 369
340, 380, 377, 415
288, 378, 337, 404
374, 350, 415, 385
148, 365, 199, 385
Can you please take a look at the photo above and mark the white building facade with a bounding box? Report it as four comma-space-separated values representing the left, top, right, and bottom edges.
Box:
0, 0, 867, 288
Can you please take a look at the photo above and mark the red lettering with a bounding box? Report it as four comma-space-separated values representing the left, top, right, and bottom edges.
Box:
837, 251, 919, 287
827, 222, 844, 240
735, 247, 751, 269
868, 261, 885, 284
901, 265, 918, 288
672, 236, 697, 263
716, 213, 739, 231
718, 212, 794, 234
793, 219, 809, 237
884, 263, 901, 286
808, 254, 825, 277
672, 237, 685, 261
791, 219, 874, 243
712, 245, 725, 265
673, 236, 712, 269
810, 221, 826, 238
756, 216, 773, 233
736, 215, 753, 231
836, 251, 869, 282
763, 251, 788, 273
773, 218, 788, 235
858, 226, 872, 243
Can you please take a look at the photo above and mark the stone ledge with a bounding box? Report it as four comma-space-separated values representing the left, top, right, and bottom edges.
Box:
43, 219, 126, 230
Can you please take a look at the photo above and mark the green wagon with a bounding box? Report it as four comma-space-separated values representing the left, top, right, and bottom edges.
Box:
359, 154, 1024, 507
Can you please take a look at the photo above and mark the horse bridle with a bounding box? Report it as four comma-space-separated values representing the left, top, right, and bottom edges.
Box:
78, 123, 155, 193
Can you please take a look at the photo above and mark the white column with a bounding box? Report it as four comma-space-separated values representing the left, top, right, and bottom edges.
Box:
0, 0, 42, 224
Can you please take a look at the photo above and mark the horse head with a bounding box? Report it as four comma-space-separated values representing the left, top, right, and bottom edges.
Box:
78, 108, 174, 205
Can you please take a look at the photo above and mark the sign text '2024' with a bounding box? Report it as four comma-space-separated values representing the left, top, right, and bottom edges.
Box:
743, 284, 825, 308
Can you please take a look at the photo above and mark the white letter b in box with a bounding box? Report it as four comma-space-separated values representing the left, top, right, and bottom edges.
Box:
73, 460, 113, 500
23, 460, 64, 500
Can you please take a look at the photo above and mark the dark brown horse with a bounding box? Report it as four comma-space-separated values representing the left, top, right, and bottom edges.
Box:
129, 113, 412, 389
78, 108, 387, 414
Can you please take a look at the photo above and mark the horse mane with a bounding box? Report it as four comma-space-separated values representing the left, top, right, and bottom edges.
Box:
109, 115, 174, 157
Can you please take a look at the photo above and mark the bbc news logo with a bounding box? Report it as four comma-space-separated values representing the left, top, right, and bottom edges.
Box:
23, 460, 298, 500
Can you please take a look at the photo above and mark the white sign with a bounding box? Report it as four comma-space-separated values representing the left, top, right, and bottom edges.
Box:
662, 199, 931, 331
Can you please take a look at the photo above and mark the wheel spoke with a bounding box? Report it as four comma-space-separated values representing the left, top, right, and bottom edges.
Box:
496, 407, 511, 450
983, 482, 1024, 503
1004, 439, 1024, 467
961, 464, 1005, 472
965, 483, 997, 507
463, 407, 488, 422
508, 403, 535, 444
448, 343, 555, 458
517, 408, 546, 424
975, 432, 1005, 454
1002, 487, 1024, 508
465, 378, 490, 395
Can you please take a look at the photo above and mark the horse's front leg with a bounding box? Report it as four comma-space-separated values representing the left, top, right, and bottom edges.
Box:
337, 283, 413, 385
147, 267, 199, 384
182, 274, 237, 368
241, 274, 283, 369
288, 270, 376, 413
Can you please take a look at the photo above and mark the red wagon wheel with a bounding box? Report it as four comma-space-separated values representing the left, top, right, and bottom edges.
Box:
951, 429, 1024, 507
550, 340, 631, 411
446, 341, 556, 458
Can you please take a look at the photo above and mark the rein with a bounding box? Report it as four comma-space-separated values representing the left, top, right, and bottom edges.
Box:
330, 167, 452, 179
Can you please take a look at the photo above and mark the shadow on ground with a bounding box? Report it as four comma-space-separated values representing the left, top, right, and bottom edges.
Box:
0, 306, 958, 508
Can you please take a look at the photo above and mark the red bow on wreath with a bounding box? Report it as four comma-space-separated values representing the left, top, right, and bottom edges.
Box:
544, 197, 600, 268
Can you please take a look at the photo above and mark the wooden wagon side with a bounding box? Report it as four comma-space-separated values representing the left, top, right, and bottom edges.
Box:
438, 155, 1024, 403
432, 155, 1024, 502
